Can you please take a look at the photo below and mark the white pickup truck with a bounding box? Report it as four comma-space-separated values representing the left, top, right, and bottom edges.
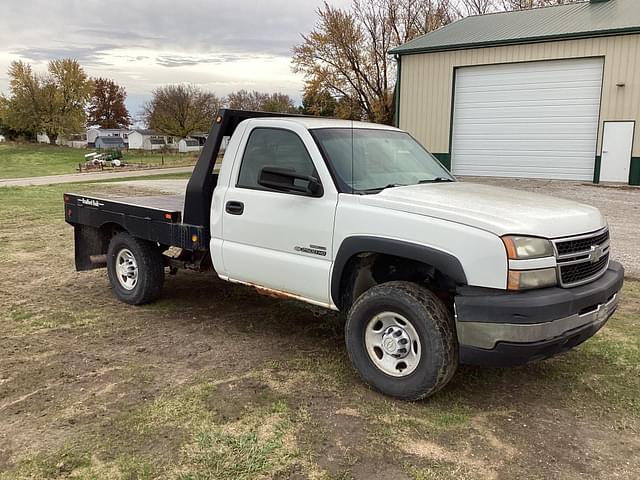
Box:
64, 109, 624, 400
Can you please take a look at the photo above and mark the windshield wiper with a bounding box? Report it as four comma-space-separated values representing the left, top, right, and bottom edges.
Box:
358, 183, 407, 194
418, 177, 453, 184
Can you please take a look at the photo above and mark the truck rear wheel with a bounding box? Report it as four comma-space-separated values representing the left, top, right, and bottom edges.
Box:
345, 281, 457, 400
107, 232, 164, 305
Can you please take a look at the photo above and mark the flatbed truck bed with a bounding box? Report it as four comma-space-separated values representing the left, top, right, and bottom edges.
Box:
64, 109, 295, 271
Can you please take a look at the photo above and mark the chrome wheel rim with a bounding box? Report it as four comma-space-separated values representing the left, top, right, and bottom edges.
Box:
364, 312, 421, 377
115, 248, 138, 290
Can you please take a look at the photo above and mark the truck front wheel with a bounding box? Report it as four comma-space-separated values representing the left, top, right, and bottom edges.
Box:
106, 232, 164, 305
345, 281, 458, 400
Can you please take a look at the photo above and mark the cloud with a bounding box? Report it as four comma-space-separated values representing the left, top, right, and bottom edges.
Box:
10, 46, 114, 66
0, 0, 352, 101
155, 53, 260, 68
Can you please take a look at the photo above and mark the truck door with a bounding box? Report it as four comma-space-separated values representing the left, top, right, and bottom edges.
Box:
220, 121, 338, 306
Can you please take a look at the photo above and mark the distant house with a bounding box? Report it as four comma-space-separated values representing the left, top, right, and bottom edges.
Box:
95, 136, 125, 150
128, 129, 175, 150
86, 127, 129, 147
178, 138, 201, 153
36, 133, 54, 144
0, 134, 5, 143
190, 132, 208, 146
61, 133, 88, 149
37, 132, 87, 147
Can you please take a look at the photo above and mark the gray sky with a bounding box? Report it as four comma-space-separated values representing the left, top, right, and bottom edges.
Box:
0, 0, 351, 118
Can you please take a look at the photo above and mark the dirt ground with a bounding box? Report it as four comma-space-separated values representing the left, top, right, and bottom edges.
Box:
0, 182, 639, 479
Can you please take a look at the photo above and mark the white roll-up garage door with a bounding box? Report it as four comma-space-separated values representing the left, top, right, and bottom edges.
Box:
451, 57, 603, 180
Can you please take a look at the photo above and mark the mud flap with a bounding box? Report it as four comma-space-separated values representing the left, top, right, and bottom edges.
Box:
74, 224, 108, 271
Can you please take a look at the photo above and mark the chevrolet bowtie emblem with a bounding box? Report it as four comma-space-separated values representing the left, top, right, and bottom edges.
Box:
588, 245, 604, 264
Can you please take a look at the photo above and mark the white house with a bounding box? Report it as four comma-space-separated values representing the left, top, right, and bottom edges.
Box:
86, 127, 129, 147
36, 132, 54, 144
178, 138, 201, 153
0, 134, 5, 143
128, 129, 175, 151
95, 136, 125, 150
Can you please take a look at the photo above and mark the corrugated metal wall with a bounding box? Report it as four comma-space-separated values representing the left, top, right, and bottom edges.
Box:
399, 34, 640, 157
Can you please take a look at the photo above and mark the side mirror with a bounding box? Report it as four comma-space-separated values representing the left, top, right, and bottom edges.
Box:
258, 166, 323, 197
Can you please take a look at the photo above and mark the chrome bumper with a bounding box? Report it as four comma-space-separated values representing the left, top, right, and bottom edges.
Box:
457, 293, 618, 350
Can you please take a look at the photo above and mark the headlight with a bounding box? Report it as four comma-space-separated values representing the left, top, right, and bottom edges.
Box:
508, 268, 557, 290
502, 235, 554, 259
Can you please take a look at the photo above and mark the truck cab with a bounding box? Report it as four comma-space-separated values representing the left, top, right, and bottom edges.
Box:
64, 110, 624, 400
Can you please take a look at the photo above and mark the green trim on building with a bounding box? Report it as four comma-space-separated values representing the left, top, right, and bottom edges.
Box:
430, 153, 639, 184
630, 157, 640, 185
433, 153, 451, 170
392, 28, 640, 56
593, 155, 602, 183
394, 56, 402, 128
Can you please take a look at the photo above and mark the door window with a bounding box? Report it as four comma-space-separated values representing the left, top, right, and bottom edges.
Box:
237, 128, 318, 190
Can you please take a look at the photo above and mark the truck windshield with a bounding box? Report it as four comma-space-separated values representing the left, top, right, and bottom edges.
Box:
312, 128, 454, 193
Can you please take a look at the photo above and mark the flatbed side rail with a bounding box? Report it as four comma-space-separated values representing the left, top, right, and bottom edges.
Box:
64, 193, 209, 252
183, 108, 313, 227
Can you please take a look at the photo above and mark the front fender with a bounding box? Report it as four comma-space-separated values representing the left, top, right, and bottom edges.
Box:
330, 236, 467, 308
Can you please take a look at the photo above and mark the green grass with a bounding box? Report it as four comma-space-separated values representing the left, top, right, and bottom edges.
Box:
0, 142, 197, 179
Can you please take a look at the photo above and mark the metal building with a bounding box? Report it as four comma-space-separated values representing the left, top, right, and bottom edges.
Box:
391, 0, 640, 185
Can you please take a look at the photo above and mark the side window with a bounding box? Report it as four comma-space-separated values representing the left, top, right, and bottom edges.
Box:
237, 128, 317, 190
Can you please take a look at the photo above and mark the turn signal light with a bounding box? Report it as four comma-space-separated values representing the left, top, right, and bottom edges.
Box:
508, 268, 557, 290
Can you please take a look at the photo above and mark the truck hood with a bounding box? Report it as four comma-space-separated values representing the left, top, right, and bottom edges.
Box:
359, 182, 605, 238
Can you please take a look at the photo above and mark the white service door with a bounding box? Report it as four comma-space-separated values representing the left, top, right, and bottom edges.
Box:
451, 58, 604, 180
600, 121, 634, 183
221, 125, 337, 306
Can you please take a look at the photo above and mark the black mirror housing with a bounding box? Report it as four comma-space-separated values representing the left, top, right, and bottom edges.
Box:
258, 166, 323, 197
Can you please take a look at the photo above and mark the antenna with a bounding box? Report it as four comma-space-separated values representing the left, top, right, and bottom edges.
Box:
351, 118, 354, 194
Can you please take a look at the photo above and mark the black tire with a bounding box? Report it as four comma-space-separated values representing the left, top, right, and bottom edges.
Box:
106, 232, 165, 305
345, 281, 458, 400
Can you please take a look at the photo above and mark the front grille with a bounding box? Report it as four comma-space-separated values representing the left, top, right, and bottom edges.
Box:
553, 228, 610, 287
560, 253, 609, 285
555, 230, 609, 256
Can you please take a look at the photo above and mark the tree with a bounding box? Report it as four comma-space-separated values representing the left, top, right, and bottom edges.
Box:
457, 0, 496, 16
226, 90, 269, 111
335, 94, 363, 120
0, 95, 9, 134
88, 78, 131, 128
5, 61, 42, 137
500, 0, 575, 9
143, 84, 223, 138
4, 59, 92, 143
302, 79, 337, 117
226, 89, 297, 113
262, 93, 297, 113
293, 0, 455, 125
